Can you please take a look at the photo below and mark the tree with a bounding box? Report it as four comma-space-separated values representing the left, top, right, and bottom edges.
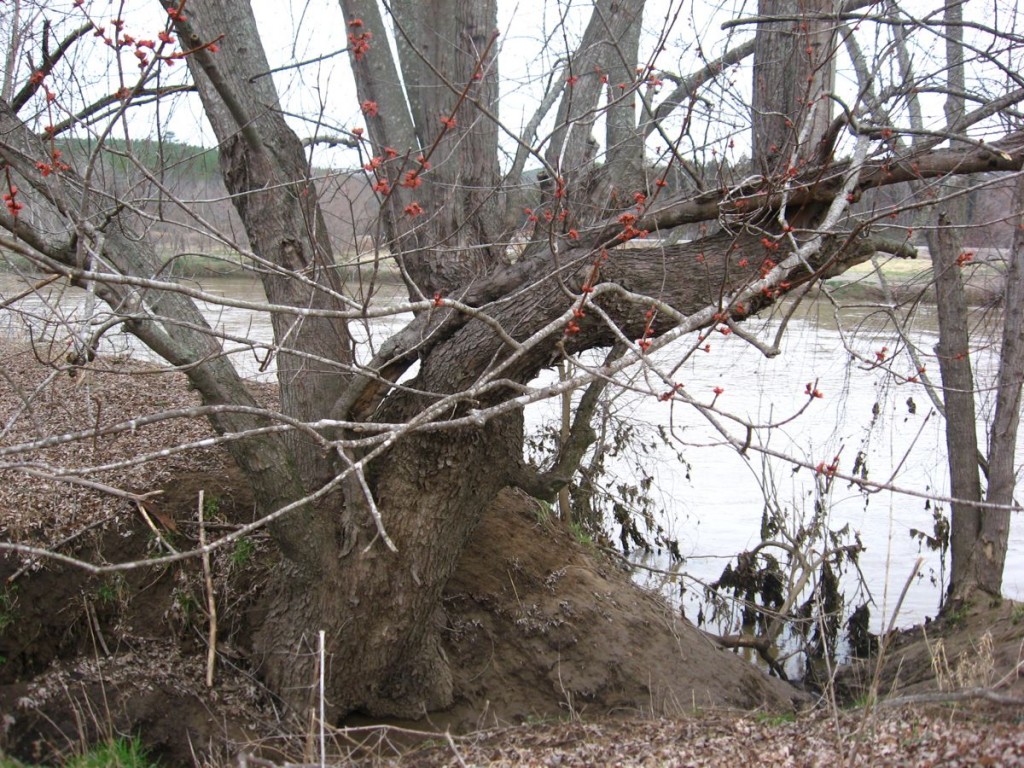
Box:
875, 0, 1024, 605
1, 0, 1023, 719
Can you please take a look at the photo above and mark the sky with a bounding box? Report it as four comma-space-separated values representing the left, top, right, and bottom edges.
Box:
3, 0, 757, 166
4, 0, 1021, 170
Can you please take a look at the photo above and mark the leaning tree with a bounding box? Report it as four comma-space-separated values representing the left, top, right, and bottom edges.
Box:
1, 0, 1023, 718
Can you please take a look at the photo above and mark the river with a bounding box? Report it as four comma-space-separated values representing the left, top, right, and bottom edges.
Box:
1, 272, 1021, 636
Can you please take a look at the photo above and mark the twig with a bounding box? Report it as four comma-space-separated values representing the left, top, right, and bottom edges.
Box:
6, 514, 116, 583
994, 651, 1024, 690
134, 500, 179, 554
0, 274, 62, 311
84, 597, 110, 657
877, 687, 1024, 708
355, 463, 397, 553
198, 490, 217, 688
319, 629, 326, 768
868, 557, 924, 703
446, 730, 469, 768
17, 468, 163, 503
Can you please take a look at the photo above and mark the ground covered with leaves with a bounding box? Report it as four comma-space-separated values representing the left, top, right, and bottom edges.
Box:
363, 705, 1024, 767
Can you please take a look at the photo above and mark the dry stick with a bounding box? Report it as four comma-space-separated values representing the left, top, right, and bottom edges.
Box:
198, 490, 217, 688
318, 629, 326, 768
847, 556, 925, 766
877, 687, 1024, 708
876, 641, 1024, 709
445, 730, 469, 768
134, 500, 178, 554
84, 597, 110, 657
6, 514, 116, 583
869, 556, 924, 703
0, 273, 61, 310
994, 651, 1024, 690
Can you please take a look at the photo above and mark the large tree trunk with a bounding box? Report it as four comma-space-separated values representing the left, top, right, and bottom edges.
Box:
752, 0, 838, 176
971, 175, 1024, 596
931, 215, 983, 605
927, 0, 1010, 606
253, 415, 521, 717
173, 0, 352, 492
347, 0, 504, 297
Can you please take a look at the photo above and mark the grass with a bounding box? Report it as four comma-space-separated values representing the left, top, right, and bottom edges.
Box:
568, 520, 593, 547
229, 537, 255, 568
0, 586, 17, 635
0, 737, 158, 767
95, 575, 127, 608
754, 711, 797, 726
843, 253, 936, 277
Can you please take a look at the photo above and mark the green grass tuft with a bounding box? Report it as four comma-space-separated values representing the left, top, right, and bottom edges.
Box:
1, 737, 158, 768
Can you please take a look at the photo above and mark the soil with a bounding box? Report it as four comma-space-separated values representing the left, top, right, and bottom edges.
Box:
0, 342, 1022, 766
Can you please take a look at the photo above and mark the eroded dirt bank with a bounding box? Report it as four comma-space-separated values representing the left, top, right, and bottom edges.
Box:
1, 342, 1022, 766
0, 486, 804, 764
0, 343, 800, 764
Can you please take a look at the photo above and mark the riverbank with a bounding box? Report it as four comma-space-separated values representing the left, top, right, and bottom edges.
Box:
822, 250, 1006, 305
0, 248, 400, 281
0, 340, 800, 764
0, 318, 1021, 765
2, 244, 1006, 297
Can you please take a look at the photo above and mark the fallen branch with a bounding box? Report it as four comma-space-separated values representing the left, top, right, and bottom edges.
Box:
878, 687, 1024, 708
198, 490, 217, 688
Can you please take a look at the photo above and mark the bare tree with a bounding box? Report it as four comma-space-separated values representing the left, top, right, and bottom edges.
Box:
881, 0, 1024, 605
1, 0, 1023, 720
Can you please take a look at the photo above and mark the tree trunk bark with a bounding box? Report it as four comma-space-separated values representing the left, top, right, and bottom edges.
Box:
752, 0, 837, 175
174, 0, 353, 492
975, 175, 1024, 596
253, 414, 521, 718
930, 215, 983, 605
384, 0, 504, 296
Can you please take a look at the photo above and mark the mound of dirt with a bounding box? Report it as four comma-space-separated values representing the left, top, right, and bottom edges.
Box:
0, 484, 804, 764
837, 597, 1024, 704
435, 489, 803, 730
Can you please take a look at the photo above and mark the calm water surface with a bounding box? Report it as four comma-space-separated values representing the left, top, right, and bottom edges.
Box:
2, 273, 1020, 632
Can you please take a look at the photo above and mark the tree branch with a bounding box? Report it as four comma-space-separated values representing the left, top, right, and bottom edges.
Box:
511, 344, 626, 500
10, 23, 91, 113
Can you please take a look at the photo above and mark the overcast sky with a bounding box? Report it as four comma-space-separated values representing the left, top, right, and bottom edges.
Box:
4, 0, 1018, 170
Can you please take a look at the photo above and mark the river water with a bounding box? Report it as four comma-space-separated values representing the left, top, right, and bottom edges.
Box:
1, 272, 1021, 635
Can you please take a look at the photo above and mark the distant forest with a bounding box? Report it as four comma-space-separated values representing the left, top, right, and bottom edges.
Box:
53, 136, 379, 271
31, 137, 1021, 273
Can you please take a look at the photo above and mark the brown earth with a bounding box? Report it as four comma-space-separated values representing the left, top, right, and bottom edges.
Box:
0, 341, 801, 765
0, 342, 1022, 766
0, 479, 804, 765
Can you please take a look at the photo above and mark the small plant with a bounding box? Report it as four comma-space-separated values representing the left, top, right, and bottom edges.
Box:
945, 605, 968, 629
0, 586, 18, 635
202, 494, 221, 518
64, 737, 157, 768
531, 498, 552, 524
95, 575, 127, 608
229, 537, 255, 569
568, 520, 593, 547
96, 584, 117, 605
171, 587, 198, 623
754, 711, 797, 726
0, 737, 158, 768
1011, 604, 1024, 625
